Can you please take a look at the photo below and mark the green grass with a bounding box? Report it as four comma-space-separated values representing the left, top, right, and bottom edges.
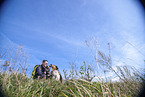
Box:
0, 69, 144, 97
0, 42, 144, 97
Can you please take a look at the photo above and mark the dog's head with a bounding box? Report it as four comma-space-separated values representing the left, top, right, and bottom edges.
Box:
50, 64, 58, 70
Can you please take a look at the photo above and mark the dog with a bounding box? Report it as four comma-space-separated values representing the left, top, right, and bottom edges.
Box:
50, 64, 63, 83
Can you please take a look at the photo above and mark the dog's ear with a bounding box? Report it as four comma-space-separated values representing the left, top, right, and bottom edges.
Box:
55, 66, 58, 70
49, 64, 52, 67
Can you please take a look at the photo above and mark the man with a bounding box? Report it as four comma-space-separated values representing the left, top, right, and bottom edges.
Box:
35, 60, 50, 79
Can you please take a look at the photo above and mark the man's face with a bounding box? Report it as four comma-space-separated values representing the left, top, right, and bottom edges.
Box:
43, 61, 48, 67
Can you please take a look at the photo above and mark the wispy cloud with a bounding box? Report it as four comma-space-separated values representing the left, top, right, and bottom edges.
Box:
49, 33, 85, 47
110, 31, 145, 70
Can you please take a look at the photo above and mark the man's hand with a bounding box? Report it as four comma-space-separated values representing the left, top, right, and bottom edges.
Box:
45, 66, 50, 72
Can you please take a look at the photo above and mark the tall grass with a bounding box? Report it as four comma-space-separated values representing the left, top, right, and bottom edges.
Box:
0, 68, 144, 97
0, 41, 144, 97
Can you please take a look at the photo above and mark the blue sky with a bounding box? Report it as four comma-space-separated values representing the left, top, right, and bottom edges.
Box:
0, 0, 145, 79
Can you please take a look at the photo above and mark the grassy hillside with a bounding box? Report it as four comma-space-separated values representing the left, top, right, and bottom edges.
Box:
0, 64, 144, 97
0, 42, 144, 97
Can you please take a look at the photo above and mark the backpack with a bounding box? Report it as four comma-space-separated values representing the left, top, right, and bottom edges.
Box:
31, 65, 40, 79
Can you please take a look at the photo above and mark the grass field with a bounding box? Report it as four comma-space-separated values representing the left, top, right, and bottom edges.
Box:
0, 62, 144, 97
0, 42, 144, 97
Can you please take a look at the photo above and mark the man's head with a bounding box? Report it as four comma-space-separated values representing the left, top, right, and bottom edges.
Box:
42, 60, 48, 67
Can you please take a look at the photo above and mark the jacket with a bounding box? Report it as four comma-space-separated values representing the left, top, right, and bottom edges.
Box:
36, 65, 50, 79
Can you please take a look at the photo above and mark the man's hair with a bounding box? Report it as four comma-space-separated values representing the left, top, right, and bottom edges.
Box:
42, 60, 48, 63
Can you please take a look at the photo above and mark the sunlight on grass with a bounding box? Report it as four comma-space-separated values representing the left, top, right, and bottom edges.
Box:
0, 40, 144, 97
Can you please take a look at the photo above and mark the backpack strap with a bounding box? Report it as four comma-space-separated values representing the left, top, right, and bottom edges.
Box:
31, 65, 40, 79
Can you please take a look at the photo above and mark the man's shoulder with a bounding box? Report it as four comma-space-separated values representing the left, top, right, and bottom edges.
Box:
36, 65, 42, 69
